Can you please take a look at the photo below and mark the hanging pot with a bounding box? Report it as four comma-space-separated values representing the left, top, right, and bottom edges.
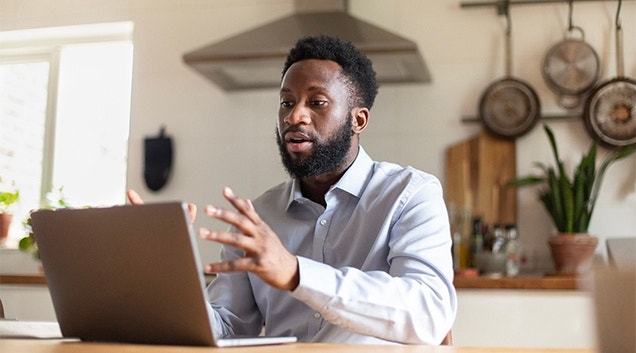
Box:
583, 0, 636, 148
542, 1, 600, 110
479, 12, 540, 139
543, 26, 600, 110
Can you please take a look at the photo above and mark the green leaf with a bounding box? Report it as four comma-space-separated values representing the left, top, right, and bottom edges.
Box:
508, 124, 635, 234
587, 144, 636, 224
507, 175, 543, 187
546, 168, 565, 231
18, 236, 33, 251
559, 172, 574, 232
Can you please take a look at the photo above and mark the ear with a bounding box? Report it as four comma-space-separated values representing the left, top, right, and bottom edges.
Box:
351, 107, 369, 134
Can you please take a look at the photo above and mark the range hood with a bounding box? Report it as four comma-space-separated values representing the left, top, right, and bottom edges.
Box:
182, 0, 431, 91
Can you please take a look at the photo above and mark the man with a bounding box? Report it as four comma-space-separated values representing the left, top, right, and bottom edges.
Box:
130, 35, 456, 345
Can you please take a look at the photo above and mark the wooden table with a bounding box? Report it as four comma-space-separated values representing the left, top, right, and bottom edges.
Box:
0, 339, 596, 353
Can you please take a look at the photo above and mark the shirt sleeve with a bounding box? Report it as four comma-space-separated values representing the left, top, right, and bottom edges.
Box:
205, 246, 264, 338
290, 179, 457, 345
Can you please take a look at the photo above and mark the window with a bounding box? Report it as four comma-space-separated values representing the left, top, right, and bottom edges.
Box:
0, 22, 133, 244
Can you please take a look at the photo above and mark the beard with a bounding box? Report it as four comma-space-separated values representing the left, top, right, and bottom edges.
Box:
276, 116, 353, 179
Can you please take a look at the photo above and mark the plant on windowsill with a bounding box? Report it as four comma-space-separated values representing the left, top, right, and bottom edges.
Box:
508, 124, 635, 275
19, 187, 70, 260
0, 178, 20, 243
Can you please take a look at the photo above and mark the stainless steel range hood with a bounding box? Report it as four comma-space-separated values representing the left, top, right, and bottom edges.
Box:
182, 0, 431, 91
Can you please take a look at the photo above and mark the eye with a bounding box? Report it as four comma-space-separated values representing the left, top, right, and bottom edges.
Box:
280, 100, 294, 109
311, 99, 328, 107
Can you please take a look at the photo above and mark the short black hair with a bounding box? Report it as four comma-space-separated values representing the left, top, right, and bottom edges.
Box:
282, 35, 378, 109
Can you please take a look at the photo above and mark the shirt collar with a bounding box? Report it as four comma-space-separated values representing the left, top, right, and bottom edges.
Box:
286, 146, 373, 209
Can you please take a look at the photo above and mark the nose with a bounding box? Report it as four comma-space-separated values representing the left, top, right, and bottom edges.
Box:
282, 102, 311, 126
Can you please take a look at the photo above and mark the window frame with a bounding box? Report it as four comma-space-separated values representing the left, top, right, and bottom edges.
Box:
0, 22, 133, 241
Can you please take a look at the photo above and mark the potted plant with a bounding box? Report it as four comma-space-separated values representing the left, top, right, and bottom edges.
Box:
19, 186, 69, 259
509, 125, 635, 274
0, 178, 20, 242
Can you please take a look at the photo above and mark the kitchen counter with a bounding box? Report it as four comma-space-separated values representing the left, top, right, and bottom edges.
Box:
453, 274, 580, 290
1, 273, 593, 348
2, 273, 582, 290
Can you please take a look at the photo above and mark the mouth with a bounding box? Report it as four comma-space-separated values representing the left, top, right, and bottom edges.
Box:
284, 131, 313, 153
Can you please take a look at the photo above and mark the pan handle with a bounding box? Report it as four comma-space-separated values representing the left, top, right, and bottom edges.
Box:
615, 0, 624, 77
565, 26, 585, 41
504, 1, 512, 77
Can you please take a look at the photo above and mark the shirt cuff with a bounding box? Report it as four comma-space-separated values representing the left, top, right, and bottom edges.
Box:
290, 256, 337, 309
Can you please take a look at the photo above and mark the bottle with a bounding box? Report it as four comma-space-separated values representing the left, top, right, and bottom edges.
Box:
505, 224, 520, 277
452, 231, 462, 272
491, 224, 506, 254
448, 203, 463, 272
471, 217, 484, 268
460, 207, 472, 269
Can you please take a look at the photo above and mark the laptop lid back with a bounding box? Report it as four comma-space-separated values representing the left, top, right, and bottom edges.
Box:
31, 202, 215, 346
606, 237, 636, 270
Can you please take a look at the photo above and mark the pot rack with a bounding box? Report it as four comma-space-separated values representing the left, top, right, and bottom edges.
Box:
460, 0, 633, 15
459, 0, 633, 124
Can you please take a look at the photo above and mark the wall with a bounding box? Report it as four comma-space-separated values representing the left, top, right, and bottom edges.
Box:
1, 0, 635, 328
3, 0, 633, 271
2, 0, 634, 348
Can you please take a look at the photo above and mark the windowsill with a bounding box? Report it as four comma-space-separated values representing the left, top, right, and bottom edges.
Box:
0, 248, 42, 275
0, 274, 46, 285
0, 273, 218, 286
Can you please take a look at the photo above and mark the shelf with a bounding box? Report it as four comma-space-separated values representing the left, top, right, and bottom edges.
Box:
454, 274, 581, 290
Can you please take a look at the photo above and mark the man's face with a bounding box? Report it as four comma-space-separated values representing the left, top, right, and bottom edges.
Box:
276, 59, 355, 178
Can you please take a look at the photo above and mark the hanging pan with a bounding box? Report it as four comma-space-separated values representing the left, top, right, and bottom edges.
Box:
583, 0, 636, 148
542, 0, 600, 110
479, 5, 540, 139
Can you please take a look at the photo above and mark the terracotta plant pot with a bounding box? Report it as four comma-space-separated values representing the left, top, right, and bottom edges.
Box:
548, 233, 598, 275
0, 213, 12, 242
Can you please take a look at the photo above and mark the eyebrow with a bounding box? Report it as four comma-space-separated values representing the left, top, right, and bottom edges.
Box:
279, 86, 326, 94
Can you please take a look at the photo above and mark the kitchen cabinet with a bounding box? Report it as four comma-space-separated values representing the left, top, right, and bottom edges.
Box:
454, 289, 594, 348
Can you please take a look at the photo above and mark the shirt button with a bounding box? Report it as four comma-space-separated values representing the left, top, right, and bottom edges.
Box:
314, 312, 321, 319
319, 219, 327, 226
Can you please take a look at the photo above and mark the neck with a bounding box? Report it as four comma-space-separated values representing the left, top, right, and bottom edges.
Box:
298, 145, 359, 207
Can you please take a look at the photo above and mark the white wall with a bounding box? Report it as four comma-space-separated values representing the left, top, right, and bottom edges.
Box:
1, 0, 634, 271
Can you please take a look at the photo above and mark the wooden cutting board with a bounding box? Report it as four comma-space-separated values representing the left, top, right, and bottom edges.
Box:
445, 132, 517, 227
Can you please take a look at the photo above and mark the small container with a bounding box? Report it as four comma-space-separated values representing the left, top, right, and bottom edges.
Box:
475, 251, 507, 276
505, 224, 521, 277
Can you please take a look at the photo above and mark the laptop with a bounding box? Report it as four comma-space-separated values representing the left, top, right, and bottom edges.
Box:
30, 202, 296, 347
606, 237, 636, 270
589, 238, 636, 353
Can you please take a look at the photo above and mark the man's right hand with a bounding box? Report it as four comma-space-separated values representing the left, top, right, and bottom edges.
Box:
127, 189, 197, 223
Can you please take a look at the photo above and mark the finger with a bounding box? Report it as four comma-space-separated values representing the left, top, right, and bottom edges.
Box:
127, 190, 144, 205
222, 187, 261, 224
204, 205, 257, 236
199, 227, 257, 252
188, 203, 197, 223
203, 257, 255, 274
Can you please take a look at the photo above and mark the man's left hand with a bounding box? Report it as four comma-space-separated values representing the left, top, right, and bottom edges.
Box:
199, 187, 300, 291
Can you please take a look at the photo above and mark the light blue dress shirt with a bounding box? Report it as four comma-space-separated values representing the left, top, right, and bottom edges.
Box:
206, 146, 456, 345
